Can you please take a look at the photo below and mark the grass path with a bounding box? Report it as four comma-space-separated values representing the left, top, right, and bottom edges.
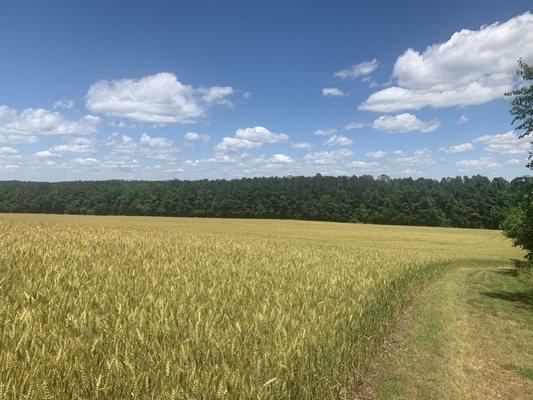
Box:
356, 261, 533, 399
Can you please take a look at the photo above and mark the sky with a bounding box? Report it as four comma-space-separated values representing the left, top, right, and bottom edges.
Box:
0, 0, 532, 181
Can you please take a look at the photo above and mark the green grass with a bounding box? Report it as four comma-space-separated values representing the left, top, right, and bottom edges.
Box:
360, 261, 533, 400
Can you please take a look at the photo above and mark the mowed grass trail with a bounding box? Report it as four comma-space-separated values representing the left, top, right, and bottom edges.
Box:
0, 214, 523, 399
358, 262, 533, 400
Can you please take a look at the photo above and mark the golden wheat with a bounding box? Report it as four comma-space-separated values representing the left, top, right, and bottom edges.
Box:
0, 214, 521, 399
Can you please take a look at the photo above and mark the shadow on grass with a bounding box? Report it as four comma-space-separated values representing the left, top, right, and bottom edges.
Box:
482, 291, 533, 307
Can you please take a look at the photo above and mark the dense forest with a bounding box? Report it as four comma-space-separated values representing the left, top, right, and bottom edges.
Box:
0, 174, 531, 229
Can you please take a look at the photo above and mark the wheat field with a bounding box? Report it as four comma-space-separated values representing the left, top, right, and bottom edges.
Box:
0, 214, 521, 399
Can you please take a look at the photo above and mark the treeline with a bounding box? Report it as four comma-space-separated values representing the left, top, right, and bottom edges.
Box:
0, 174, 531, 229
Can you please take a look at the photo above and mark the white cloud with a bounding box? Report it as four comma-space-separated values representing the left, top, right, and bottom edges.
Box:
344, 122, 364, 130
86, 72, 235, 124
201, 86, 234, 106
270, 154, 294, 164
216, 126, 288, 152
314, 128, 337, 136
71, 137, 93, 145
0, 105, 100, 143
323, 134, 353, 147
392, 148, 435, 166
458, 114, 469, 124
53, 99, 74, 109
473, 131, 531, 156
215, 137, 261, 152
0, 134, 39, 144
187, 153, 245, 166
372, 113, 440, 133
506, 158, 525, 166
366, 150, 387, 159
292, 142, 312, 149
34, 150, 62, 159
304, 149, 353, 165
184, 132, 210, 143
102, 155, 141, 170
352, 161, 380, 169
50, 144, 94, 154
439, 142, 474, 153
360, 12, 533, 112
360, 84, 509, 112
72, 158, 100, 166
0, 164, 19, 170
322, 87, 347, 97
112, 133, 180, 161
334, 59, 379, 79
456, 157, 501, 169
0, 146, 19, 156
139, 133, 174, 148
234, 126, 288, 143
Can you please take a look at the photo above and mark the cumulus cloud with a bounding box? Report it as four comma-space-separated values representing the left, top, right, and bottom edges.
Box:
304, 149, 353, 165
0, 105, 100, 143
50, 144, 94, 154
270, 154, 294, 164
112, 133, 180, 161
506, 158, 525, 166
334, 59, 379, 79
366, 150, 387, 159
359, 12, 533, 112
456, 157, 501, 169
322, 87, 347, 97
0, 146, 19, 156
372, 113, 440, 133
352, 161, 380, 169
34, 150, 62, 159
314, 128, 337, 136
201, 86, 234, 106
86, 72, 235, 124
392, 148, 435, 166
72, 158, 100, 166
0, 134, 39, 144
439, 142, 474, 153
215, 137, 262, 152
323, 134, 353, 147
234, 126, 288, 143
344, 122, 364, 130
216, 126, 288, 152
473, 131, 531, 156
184, 132, 210, 143
102, 155, 141, 170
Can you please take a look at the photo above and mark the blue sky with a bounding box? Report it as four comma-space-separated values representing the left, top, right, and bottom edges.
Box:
0, 0, 531, 181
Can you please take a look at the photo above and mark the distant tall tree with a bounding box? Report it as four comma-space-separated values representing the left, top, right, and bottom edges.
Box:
505, 58, 532, 168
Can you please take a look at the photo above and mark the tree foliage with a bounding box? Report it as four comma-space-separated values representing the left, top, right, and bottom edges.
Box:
501, 196, 533, 261
505, 58, 533, 168
0, 174, 529, 229
502, 59, 533, 266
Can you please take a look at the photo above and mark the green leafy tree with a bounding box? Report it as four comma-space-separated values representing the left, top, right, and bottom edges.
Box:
502, 59, 533, 266
505, 58, 533, 168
